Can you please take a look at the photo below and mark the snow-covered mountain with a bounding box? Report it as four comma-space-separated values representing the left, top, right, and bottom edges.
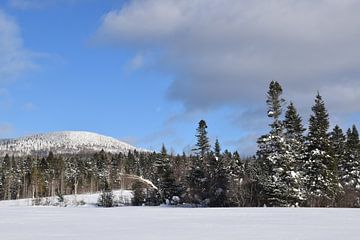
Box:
0, 131, 141, 156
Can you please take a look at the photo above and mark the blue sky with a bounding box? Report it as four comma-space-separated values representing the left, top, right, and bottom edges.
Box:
0, 0, 360, 155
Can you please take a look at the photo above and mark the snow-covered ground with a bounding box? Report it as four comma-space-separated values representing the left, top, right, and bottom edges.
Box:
0, 206, 359, 239
0, 190, 133, 207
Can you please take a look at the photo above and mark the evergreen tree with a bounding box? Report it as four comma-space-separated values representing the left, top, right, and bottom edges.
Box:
257, 81, 302, 206
97, 181, 115, 207
132, 181, 146, 206
283, 102, 306, 203
342, 125, 360, 189
214, 139, 221, 158
304, 93, 339, 207
187, 120, 211, 206
208, 140, 229, 207
155, 145, 180, 204
330, 125, 346, 185
193, 120, 211, 159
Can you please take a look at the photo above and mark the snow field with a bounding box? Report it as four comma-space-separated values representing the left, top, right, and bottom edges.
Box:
0, 207, 359, 240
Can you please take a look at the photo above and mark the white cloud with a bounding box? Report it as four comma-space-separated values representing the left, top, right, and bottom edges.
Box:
0, 9, 36, 82
95, 0, 360, 116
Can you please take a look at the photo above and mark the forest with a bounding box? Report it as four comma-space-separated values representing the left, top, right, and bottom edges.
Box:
0, 81, 359, 208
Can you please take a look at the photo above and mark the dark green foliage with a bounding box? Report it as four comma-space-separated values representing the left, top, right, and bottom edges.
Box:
208, 143, 229, 207
266, 80, 285, 133
155, 145, 181, 204
98, 190, 115, 207
132, 181, 146, 206
304, 93, 339, 207
331, 125, 346, 182
187, 156, 209, 205
193, 120, 211, 159
257, 81, 302, 207
342, 125, 360, 188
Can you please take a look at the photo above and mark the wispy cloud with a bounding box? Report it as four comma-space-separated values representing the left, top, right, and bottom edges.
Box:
0, 9, 37, 82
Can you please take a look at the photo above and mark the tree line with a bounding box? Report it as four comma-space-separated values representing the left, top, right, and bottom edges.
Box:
1, 81, 360, 207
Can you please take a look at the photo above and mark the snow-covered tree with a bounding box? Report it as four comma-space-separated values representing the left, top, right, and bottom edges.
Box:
155, 145, 180, 204
64, 157, 82, 197
187, 120, 212, 206
208, 140, 229, 207
257, 81, 302, 207
330, 125, 346, 184
283, 102, 306, 161
283, 102, 306, 202
341, 125, 360, 189
304, 93, 339, 207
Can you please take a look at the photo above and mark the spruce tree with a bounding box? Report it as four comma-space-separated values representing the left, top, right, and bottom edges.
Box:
283, 102, 306, 203
330, 125, 346, 185
257, 81, 302, 206
187, 155, 208, 205
155, 145, 180, 204
188, 120, 211, 205
193, 120, 211, 159
208, 140, 229, 207
97, 181, 115, 207
304, 93, 339, 207
342, 125, 360, 189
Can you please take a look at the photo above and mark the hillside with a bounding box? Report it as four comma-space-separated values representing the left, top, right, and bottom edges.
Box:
0, 131, 140, 156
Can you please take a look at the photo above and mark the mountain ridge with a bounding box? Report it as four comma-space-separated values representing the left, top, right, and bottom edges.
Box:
0, 131, 141, 156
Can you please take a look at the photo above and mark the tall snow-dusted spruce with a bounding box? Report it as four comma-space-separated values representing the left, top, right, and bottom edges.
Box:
155, 144, 180, 204
304, 93, 339, 207
193, 120, 211, 160
208, 139, 229, 207
283, 102, 306, 202
187, 120, 211, 205
341, 125, 360, 189
257, 81, 302, 207
330, 125, 346, 185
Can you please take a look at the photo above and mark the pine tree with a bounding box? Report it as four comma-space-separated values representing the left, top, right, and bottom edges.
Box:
97, 181, 115, 207
342, 125, 360, 189
283, 102, 306, 203
214, 139, 221, 158
132, 181, 146, 206
330, 125, 346, 185
193, 120, 211, 159
257, 81, 302, 206
187, 120, 211, 206
304, 93, 339, 207
208, 140, 229, 207
155, 145, 180, 204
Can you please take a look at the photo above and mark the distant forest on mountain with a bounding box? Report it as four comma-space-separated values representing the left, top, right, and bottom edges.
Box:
1, 81, 360, 208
